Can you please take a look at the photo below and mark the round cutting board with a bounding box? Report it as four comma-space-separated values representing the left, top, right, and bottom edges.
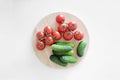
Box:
32, 12, 89, 69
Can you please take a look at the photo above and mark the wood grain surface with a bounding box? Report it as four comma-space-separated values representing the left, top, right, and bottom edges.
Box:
32, 12, 89, 69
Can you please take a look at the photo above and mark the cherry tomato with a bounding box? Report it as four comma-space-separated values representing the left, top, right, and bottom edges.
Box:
36, 31, 45, 40
68, 21, 77, 31
52, 31, 61, 40
63, 31, 73, 40
74, 31, 84, 40
58, 24, 68, 33
45, 36, 54, 46
44, 26, 53, 35
36, 41, 45, 50
56, 14, 65, 24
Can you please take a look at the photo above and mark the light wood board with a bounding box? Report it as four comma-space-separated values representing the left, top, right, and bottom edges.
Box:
32, 12, 89, 69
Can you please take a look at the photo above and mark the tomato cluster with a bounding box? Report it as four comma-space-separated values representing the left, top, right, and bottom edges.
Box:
36, 14, 84, 50
56, 14, 84, 41
36, 26, 61, 50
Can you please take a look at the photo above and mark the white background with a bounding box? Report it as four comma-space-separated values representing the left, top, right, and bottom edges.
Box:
0, 0, 120, 80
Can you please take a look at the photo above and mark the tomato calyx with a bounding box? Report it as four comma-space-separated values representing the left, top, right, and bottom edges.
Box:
66, 32, 71, 36
62, 25, 65, 29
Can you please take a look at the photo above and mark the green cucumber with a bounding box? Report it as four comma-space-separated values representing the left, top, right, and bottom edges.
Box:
60, 56, 78, 63
77, 40, 87, 57
53, 50, 74, 56
51, 44, 72, 52
55, 42, 75, 48
50, 55, 68, 67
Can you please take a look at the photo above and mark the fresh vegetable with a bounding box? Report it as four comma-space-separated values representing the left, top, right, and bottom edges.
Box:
36, 41, 45, 50
74, 31, 84, 40
68, 21, 77, 31
60, 56, 78, 63
77, 40, 87, 57
50, 55, 68, 67
58, 24, 68, 33
55, 42, 75, 48
52, 31, 61, 40
44, 26, 53, 35
51, 44, 72, 52
36, 31, 45, 40
35, 13, 87, 61
63, 31, 73, 40
56, 14, 65, 24
53, 50, 74, 56
45, 36, 54, 46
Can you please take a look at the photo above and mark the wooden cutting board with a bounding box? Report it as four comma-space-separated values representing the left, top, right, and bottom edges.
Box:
32, 12, 89, 69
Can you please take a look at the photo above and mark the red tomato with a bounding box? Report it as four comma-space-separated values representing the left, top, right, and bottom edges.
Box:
45, 36, 54, 46
36, 31, 45, 40
52, 31, 61, 40
44, 26, 53, 35
58, 24, 68, 33
74, 31, 84, 40
56, 14, 65, 24
36, 41, 45, 50
63, 31, 73, 40
68, 21, 77, 31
